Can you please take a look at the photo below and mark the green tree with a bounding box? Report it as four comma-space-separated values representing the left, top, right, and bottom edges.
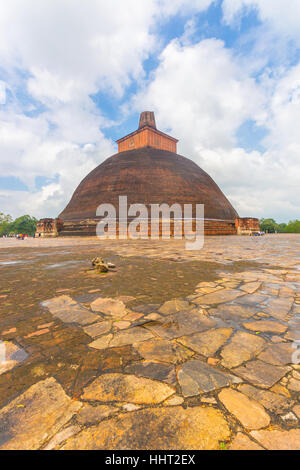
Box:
285, 220, 300, 233
0, 212, 13, 236
277, 223, 287, 233
259, 218, 300, 233
259, 218, 278, 233
10, 215, 37, 236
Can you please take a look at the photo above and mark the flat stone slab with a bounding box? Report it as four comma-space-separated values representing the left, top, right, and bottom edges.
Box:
0, 377, 81, 450
193, 289, 244, 305
238, 384, 294, 414
177, 328, 233, 357
158, 299, 191, 315
196, 282, 218, 288
270, 383, 291, 398
42, 294, 77, 311
43, 425, 81, 450
288, 378, 300, 392
90, 297, 127, 318
218, 388, 270, 430
221, 331, 266, 368
293, 405, 300, 419
240, 282, 262, 294
209, 304, 256, 320
233, 360, 290, 389
263, 297, 294, 320
134, 337, 194, 363
81, 373, 175, 404
88, 333, 113, 350
144, 309, 216, 340
125, 361, 176, 385
285, 329, 300, 342
258, 343, 294, 366
42, 295, 100, 325
115, 320, 131, 330
82, 320, 112, 338
229, 432, 264, 450
123, 311, 144, 321
88, 326, 154, 350
109, 326, 154, 347
178, 359, 241, 396
50, 306, 99, 326
76, 404, 118, 425
243, 320, 288, 334
0, 341, 28, 375
164, 395, 184, 406
235, 294, 269, 307
250, 429, 300, 450
62, 406, 230, 450
131, 304, 160, 314
115, 295, 136, 304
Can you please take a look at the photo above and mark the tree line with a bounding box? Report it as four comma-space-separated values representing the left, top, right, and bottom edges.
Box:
0, 212, 37, 236
1, 212, 299, 236
259, 218, 300, 233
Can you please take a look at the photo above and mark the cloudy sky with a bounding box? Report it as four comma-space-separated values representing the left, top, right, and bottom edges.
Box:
0, 0, 300, 222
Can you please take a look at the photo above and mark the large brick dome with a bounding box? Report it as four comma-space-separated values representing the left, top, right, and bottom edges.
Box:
59, 146, 238, 222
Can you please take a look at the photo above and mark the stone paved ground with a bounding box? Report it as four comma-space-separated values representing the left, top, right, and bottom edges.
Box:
0, 234, 299, 449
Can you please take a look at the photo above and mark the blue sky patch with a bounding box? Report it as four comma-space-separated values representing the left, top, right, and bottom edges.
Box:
0, 176, 28, 191
236, 119, 268, 153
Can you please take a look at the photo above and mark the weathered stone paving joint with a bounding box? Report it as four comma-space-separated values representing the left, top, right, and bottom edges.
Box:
0, 235, 300, 449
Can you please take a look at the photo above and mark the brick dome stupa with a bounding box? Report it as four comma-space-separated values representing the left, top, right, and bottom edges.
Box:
36, 112, 259, 237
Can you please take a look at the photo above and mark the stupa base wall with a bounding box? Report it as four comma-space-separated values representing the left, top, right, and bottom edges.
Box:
235, 217, 260, 235
57, 218, 237, 237
36, 217, 259, 238
35, 218, 64, 238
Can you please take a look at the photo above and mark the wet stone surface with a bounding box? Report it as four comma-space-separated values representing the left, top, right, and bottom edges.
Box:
220, 331, 266, 368
61, 406, 231, 450
178, 359, 241, 396
0, 234, 300, 449
143, 309, 216, 339
124, 361, 176, 385
238, 383, 295, 414
232, 360, 291, 389
81, 373, 175, 404
0, 341, 28, 376
177, 328, 233, 358
218, 388, 271, 430
134, 337, 194, 363
0, 378, 81, 450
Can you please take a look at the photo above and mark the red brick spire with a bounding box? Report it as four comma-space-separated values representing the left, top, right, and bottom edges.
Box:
138, 111, 156, 129
116, 111, 178, 153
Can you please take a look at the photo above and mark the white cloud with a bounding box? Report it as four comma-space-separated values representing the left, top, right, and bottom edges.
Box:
134, 38, 265, 150
133, 32, 300, 222
158, 0, 214, 16
0, 0, 299, 223
0, 0, 215, 103
223, 0, 300, 43
0, 1, 153, 100
222, 1, 300, 78
0, 0, 215, 218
